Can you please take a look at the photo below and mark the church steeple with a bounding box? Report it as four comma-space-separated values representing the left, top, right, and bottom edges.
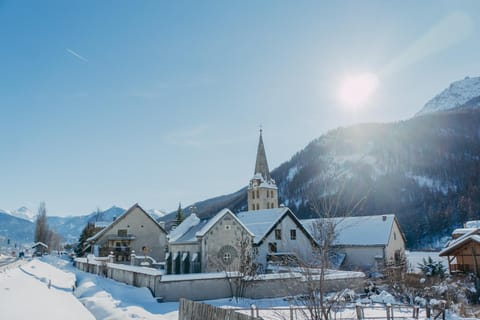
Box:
254, 129, 271, 181
248, 129, 278, 211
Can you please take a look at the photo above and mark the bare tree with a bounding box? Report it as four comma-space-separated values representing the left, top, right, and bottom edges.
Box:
292, 166, 367, 320
34, 202, 49, 245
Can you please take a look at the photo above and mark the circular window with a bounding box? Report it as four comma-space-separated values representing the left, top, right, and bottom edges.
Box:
217, 245, 238, 266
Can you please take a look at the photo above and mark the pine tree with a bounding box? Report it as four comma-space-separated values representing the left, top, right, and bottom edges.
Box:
75, 222, 96, 257
174, 202, 184, 226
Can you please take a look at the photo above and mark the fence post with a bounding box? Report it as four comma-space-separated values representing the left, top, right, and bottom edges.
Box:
289, 305, 294, 320
250, 304, 256, 319
386, 303, 391, 320
356, 303, 363, 320
426, 306, 431, 319
413, 305, 419, 319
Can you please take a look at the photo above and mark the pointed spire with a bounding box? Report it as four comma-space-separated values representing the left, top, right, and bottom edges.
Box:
254, 128, 271, 181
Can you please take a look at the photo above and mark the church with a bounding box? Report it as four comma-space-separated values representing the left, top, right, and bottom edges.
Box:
166, 130, 318, 274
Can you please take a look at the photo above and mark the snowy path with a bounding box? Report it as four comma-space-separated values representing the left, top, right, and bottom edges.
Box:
0, 259, 95, 320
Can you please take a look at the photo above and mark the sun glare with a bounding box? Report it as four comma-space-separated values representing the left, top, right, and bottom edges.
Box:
337, 72, 379, 108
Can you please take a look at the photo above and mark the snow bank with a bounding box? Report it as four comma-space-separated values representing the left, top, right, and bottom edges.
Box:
0, 259, 94, 320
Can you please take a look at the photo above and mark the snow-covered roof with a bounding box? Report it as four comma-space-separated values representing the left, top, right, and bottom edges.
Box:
168, 213, 201, 243
195, 208, 253, 238
169, 208, 253, 244
170, 221, 207, 244
236, 207, 290, 244
301, 214, 399, 246
452, 228, 476, 237
94, 221, 110, 228
465, 220, 480, 228
32, 242, 48, 249
87, 203, 165, 242
439, 228, 480, 256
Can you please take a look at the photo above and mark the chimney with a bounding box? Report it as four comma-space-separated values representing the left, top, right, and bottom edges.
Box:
382, 215, 387, 221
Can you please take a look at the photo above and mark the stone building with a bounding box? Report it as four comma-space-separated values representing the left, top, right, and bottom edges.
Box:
86, 203, 168, 262
167, 208, 254, 274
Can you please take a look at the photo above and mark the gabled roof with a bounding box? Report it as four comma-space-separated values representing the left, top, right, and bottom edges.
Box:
168, 213, 201, 243
195, 208, 253, 238
32, 242, 48, 249
169, 208, 253, 245
87, 203, 166, 242
301, 214, 403, 246
236, 207, 315, 246
439, 229, 480, 256
237, 208, 287, 244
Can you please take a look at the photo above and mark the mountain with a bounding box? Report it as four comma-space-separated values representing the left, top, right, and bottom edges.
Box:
0, 205, 166, 246
0, 207, 36, 222
168, 78, 480, 250
0, 212, 34, 245
416, 76, 480, 116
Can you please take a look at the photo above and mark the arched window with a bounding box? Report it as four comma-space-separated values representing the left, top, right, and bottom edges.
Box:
267, 203, 270, 209
252, 204, 255, 210
256, 203, 259, 210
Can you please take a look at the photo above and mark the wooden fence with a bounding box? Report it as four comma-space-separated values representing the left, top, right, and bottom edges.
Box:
179, 298, 261, 320
233, 303, 446, 320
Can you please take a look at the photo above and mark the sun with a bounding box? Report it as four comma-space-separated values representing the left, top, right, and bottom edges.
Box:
337, 72, 379, 108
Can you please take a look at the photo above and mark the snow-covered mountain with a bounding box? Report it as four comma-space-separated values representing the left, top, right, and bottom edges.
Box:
416, 76, 480, 116
0, 207, 36, 222
0, 205, 166, 245
147, 209, 167, 218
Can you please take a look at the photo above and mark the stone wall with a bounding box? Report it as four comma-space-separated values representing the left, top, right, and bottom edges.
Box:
75, 257, 365, 302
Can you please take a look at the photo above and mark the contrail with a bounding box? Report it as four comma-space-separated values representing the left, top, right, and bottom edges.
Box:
66, 48, 89, 62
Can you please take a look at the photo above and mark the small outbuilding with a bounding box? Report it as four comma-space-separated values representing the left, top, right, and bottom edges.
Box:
32, 242, 48, 256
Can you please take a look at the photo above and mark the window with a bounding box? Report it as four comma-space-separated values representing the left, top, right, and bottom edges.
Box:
252, 191, 255, 199
252, 204, 255, 210
117, 229, 127, 237
267, 191, 269, 198
223, 252, 232, 264
290, 229, 296, 240
267, 203, 270, 209
268, 242, 277, 253
275, 229, 281, 240
225, 225, 231, 231
394, 232, 397, 240
256, 203, 259, 210
256, 190, 259, 198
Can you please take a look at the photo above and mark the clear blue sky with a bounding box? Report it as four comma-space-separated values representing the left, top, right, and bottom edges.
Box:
1, 1, 479, 216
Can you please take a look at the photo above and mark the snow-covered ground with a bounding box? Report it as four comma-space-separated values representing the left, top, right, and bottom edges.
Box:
406, 250, 448, 273
1, 254, 478, 320
0, 258, 94, 320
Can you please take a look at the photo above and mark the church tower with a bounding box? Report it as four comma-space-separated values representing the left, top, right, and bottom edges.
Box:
248, 129, 278, 211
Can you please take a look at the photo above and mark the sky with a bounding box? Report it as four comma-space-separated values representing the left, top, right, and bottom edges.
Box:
1, 1, 480, 217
